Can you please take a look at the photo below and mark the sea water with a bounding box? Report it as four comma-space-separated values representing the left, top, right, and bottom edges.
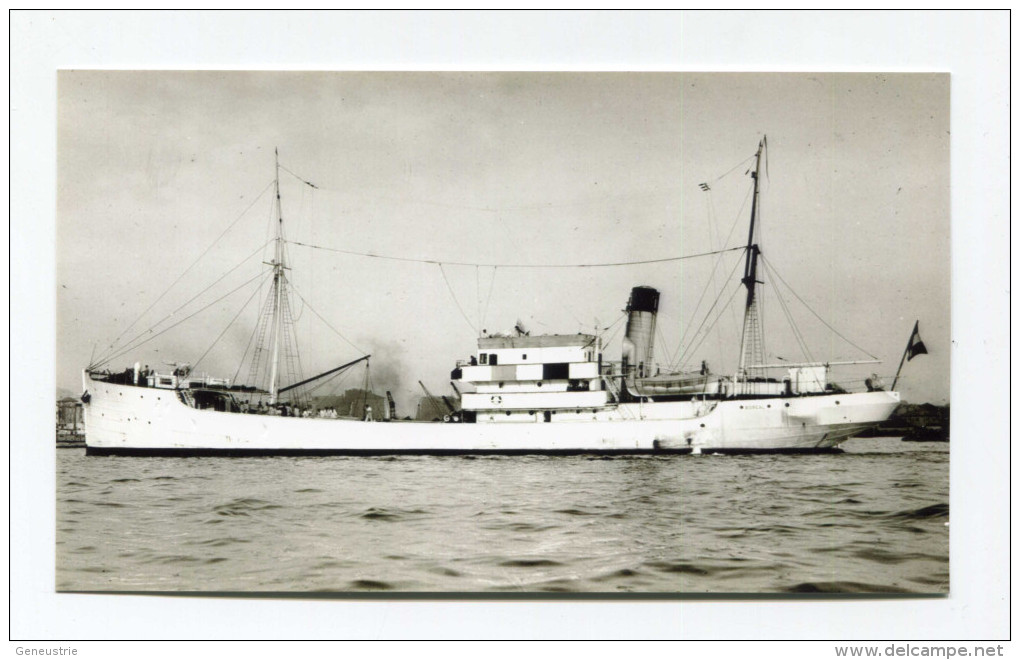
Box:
56, 437, 948, 593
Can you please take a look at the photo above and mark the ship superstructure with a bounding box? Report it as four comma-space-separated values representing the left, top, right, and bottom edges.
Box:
453, 333, 607, 423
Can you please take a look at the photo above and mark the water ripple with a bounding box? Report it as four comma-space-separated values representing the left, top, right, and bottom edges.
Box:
56, 438, 949, 593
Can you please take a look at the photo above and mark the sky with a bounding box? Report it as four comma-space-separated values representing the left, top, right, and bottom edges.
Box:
56, 71, 951, 407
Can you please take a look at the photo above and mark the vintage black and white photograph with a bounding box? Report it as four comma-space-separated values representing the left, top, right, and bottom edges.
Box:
12, 9, 1011, 646
54, 70, 952, 594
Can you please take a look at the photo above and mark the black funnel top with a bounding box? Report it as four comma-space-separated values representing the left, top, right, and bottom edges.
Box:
627, 286, 660, 314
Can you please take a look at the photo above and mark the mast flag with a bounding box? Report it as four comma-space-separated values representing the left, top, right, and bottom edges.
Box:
891, 321, 927, 390
906, 322, 928, 361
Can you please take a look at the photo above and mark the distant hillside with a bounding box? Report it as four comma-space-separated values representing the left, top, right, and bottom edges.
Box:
860, 402, 950, 441
892, 402, 950, 426
311, 389, 389, 420
310, 388, 459, 421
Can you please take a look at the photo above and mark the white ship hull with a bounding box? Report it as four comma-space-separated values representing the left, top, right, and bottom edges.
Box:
81, 372, 899, 456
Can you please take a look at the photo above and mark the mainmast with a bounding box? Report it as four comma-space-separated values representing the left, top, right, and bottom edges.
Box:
267, 148, 286, 404
737, 137, 766, 379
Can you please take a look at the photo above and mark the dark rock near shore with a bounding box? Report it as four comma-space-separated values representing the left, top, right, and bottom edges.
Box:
856, 402, 949, 442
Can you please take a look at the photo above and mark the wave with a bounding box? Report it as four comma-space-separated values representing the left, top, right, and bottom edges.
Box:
498, 559, 563, 568
212, 498, 283, 516
643, 561, 712, 576
786, 581, 915, 593
357, 506, 429, 521
347, 579, 396, 590
888, 503, 949, 520
189, 536, 252, 548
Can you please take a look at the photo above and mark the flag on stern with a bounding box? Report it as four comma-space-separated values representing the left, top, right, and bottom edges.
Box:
906, 321, 928, 361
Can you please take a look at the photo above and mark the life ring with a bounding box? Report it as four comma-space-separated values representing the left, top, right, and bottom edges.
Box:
490, 395, 502, 405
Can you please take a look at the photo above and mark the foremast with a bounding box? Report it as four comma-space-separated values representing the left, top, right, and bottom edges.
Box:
267, 148, 287, 404
737, 137, 766, 385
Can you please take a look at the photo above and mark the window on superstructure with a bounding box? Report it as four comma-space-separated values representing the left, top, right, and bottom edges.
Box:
480, 353, 488, 365
522, 354, 527, 360
489, 354, 498, 365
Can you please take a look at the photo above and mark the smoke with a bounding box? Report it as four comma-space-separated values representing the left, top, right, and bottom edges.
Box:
358, 337, 418, 414
364, 338, 405, 392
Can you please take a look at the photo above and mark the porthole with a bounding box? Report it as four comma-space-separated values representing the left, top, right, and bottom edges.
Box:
785, 402, 790, 407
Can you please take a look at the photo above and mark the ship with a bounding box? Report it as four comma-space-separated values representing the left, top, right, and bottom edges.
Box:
80, 139, 902, 456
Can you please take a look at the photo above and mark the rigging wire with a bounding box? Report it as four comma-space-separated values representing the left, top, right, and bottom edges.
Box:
279, 280, 306, 405
595, 312, 628, 358
679, 283, 743, 372
481, 266, 498, 330
666, 186, 753, 367
438, 263, 478, 334
286, 282, 366, 355
93, 239, 274, 367
705, 185, 729, 368
601, 312, 627, 335
707, 154, 757, 186
759, 254, 879, 360
303, 364, 351, 397
191, 272, 269, 372
278, 164, 319, 190
232, 293, 265, 386
290, 294, 305, 323
285, 239, 744, 269
655, 323, 671, 374
358, 361, 371, 419
98, 271, 269, 368
296, 184, 499, 213
95, 180, 275, 365
673, 146, 765, 372
166, 240, 275, 318
273, 172, 683, 215
303, 362, 363, 403
762, 259, 814, 362
671, 254, 745, 370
